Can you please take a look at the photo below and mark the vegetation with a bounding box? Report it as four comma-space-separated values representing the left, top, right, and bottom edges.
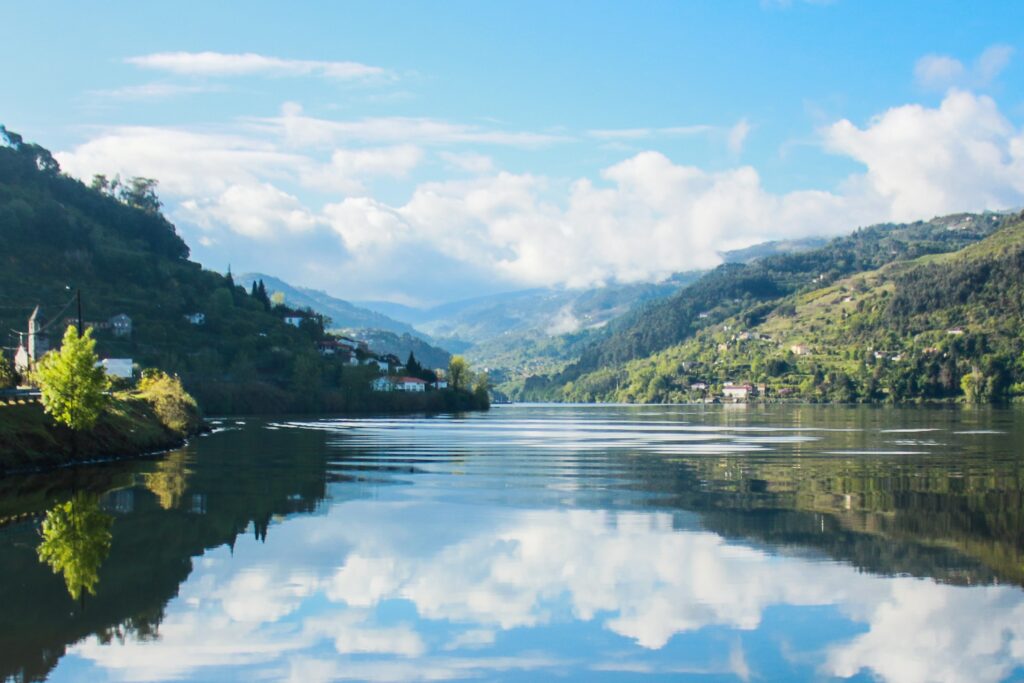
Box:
37, 493, 113, 601
549, 213, 1024, 404
0, 127, 482, 417
33, 326, 109, 431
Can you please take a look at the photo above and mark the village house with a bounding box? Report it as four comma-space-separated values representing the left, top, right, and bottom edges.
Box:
433, 379, 448, 390
109, 313, 132, 337
184, 312, 206, 325
690, 382, 708, 391
372, 376, 428, 392
790, 344, 810, 356
723, 384, 753, 400
284, 315, 305, 327
393, 376, 427, 392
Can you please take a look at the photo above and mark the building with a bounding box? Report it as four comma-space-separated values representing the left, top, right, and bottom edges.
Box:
109, 313, 132, 337
723, 384, 752, 400
185, 312, 206, 325
284, 315, 304, 327
27, 306, 48, 361
690, 382, 707, 391
14, 344, 29, 373
433, 379, 448, 390
394, 376, 427, 392
99, 358, 134, 379
790, 344, 811, 356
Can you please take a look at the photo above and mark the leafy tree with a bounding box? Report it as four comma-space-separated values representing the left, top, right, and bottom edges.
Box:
34, 326, 109, 431
473, 371, 491, 405
960, 369, 985, 404
119, 177, 162, 214
448, 356, 470, 391
271, 291, 286, 307
0, 353, 16, 389
37, 493, 114, 601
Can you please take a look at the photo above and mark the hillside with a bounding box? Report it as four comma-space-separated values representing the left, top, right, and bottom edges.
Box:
559, 213, 1024, 404
524, 212, 1014, 400
237, 273, 424, 339
0, 128, 484, 414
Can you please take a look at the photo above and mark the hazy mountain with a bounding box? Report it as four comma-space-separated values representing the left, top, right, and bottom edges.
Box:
237, 273, 421, 337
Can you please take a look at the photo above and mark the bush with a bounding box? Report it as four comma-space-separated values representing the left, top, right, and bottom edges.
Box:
135, 370, 202, 434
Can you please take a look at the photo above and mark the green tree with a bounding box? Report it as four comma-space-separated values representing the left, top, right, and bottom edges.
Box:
119, 177, 162, 214
34, 326, 109, 431
448, 356, 470, 391
0, 353, 16, 389
37, 493, 114, 601
961, 368, 985, 404
271, 291, 286, 308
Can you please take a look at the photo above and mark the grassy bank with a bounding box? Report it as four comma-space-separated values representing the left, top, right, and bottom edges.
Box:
0, 380, 205, 475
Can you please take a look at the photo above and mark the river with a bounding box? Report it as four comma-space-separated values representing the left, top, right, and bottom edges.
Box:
1, 404, 1023, 682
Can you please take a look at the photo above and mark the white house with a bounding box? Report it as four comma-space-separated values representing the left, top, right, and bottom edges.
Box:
723, 384, 752, 400
434, 379, 448, 390
284, 315, 304, 327
13, 344, 29, 373
99, 358, 134, 379
185, 313, 206, 325
394, 376, 427, 392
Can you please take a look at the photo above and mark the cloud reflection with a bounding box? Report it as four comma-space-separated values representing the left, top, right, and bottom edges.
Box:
68, 501, 1024, 682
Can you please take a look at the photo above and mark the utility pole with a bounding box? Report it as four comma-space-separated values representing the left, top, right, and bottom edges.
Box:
76, 289, 83, 338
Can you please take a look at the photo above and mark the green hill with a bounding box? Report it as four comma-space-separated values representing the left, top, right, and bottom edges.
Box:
0, 128, 484, 414
533, 212, 1024, 403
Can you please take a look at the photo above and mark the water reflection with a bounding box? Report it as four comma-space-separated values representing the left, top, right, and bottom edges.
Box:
0, 405, 1022, 682
37, 493, 113, 602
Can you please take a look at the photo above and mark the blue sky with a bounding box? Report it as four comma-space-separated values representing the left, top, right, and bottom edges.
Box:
3, 1, 1023, 304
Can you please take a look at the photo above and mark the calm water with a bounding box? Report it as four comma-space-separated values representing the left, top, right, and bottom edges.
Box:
2, 404, 1024, 682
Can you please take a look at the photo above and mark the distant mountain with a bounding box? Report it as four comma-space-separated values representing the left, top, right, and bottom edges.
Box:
721, 237, 828, 264
531, 211, 1020, 402
238, 273, 454, 366
237, 273, 421, 337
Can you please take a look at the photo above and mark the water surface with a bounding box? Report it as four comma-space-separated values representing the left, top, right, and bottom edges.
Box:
2, 404, 1023, 682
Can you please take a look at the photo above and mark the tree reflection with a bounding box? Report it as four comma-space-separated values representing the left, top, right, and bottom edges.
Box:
37, 493, 114, 601
143, 451, 191, 510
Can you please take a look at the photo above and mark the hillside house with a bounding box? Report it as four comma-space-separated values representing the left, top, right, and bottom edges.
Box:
723, 384, 752, 400
371, 376, 394, 392
284, 315, 305, 327
790, 344, 810, 356
109, 314, 132, 337
393, 376, 427, 392
184, 313, 206, 325
690, 382, 707, 391
433, 379, 448, 390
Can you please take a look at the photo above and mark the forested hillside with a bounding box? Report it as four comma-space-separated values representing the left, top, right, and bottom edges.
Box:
556, 213, 1024, 404
0, 128, 484, 414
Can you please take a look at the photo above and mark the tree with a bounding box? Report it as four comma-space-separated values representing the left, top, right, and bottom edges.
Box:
34, 326, 109, 431
271, 291, 286, 308
0, 353, 16, 389
119, 177, 162, 214
37, 493, 114, 601
961, 368, 985, 404
473, 371, 491, 405
448, 356, 470, 391
406, 352, 421, 376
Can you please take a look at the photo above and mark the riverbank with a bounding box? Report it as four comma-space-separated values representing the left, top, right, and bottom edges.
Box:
0, 389, 206, 475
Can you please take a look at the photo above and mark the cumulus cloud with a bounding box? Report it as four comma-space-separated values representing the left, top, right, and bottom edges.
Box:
914, 45, 1015, 91
126, 51, 390, 81
55, 90, 1024, 301
824, 89, 1024, 221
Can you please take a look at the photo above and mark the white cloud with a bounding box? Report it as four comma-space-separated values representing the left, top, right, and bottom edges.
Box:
89, 82, 222, 100
55, 90, 1024, 300
438, 151, 495, 174
260, 102, 567, 148
914, 44, 1015, 91
587, 125, 715, 140
824, 89, 1024, 221
728, 118, 752, 154
126, 51, 390, 81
